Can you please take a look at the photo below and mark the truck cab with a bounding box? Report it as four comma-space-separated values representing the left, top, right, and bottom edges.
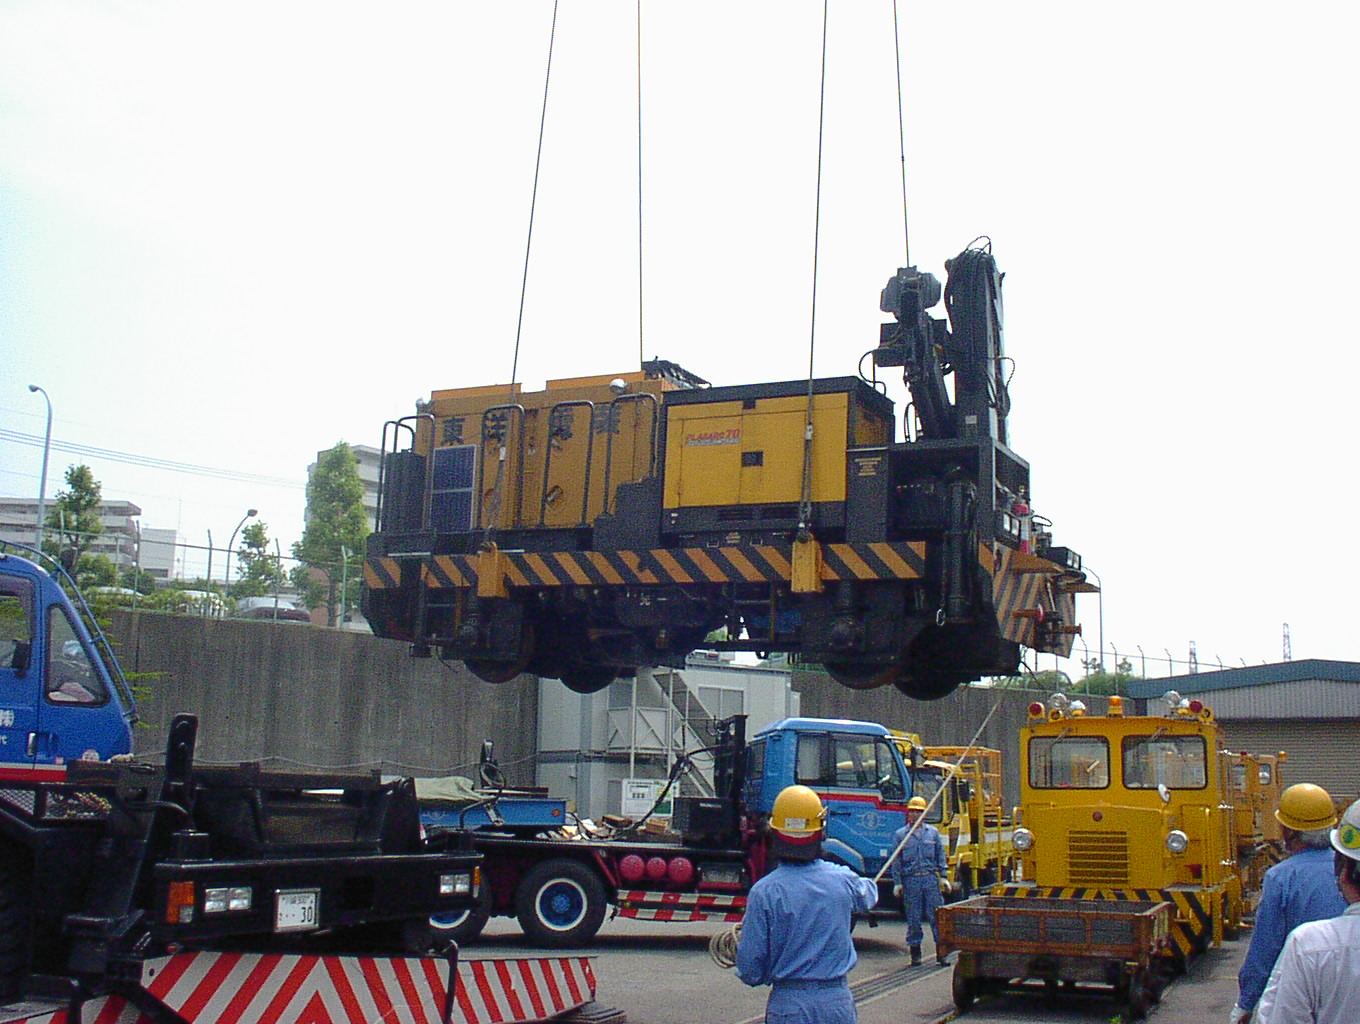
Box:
0, 547, 136, 772
744, 717, 915, 882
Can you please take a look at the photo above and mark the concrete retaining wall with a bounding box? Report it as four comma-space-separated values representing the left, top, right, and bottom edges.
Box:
110, 611, 539, 784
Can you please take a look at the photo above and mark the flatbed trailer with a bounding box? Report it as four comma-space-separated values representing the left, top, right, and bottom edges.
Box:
937, 895, 1173, 1018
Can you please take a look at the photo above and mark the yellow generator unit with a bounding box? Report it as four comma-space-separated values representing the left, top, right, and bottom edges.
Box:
363, 242, 1092, 699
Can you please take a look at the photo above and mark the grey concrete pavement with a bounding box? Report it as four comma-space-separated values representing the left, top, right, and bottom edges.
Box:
466, 914, 1249, 1023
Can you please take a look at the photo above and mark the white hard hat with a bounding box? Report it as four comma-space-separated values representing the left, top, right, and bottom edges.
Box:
1331, 797, 1360, 863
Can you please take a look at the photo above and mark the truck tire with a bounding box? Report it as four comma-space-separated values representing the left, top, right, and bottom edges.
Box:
430, 878, 493, 944
0, 847, 31, 1000
515, 859, 607, 947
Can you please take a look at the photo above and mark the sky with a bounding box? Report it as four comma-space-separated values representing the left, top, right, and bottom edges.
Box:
2, 1, 1357, 682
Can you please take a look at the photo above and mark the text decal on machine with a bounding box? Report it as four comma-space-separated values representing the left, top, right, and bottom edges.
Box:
685, 429, 740, 446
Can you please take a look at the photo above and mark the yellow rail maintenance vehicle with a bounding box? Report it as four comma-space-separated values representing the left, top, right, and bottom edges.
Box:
1001, 690, 1277, 958
362, 243, 1092, 701
938, 690, 1283, 1015
893, 734, 1015, 898
1229, 747, 1288, 909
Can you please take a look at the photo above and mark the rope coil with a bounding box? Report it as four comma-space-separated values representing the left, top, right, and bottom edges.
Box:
709, 923, 742, 969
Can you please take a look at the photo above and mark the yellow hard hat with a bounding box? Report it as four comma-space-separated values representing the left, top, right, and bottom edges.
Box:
907, 796, 928, 811
1331, 797, 1360, 863
770, 785, 826, 840
1275, 783, 1339, 832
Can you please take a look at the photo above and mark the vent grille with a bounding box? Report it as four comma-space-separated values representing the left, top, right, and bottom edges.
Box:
1067, 829, 1129, 885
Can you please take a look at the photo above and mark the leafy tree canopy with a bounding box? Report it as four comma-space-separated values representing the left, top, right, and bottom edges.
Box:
44, 464, 103, 560
231, 520, 286, 600
292, 442, 369, 625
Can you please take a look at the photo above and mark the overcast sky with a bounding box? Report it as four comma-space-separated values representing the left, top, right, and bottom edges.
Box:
2, 1, 1356, 681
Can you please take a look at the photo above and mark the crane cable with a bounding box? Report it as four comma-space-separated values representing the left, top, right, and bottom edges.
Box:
796, 0, 830, 536
636, 0, 645, 369
485, 0, 560, 549
892, 0, 911, 267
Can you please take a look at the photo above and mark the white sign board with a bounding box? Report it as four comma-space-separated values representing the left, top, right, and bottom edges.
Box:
622, 778, 668, 817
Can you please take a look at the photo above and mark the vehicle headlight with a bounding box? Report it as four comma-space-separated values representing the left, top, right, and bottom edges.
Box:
1166, 830, 1189, 854
204, 886, 253, 914
1012, 827, 1034, 852
440, 872, 472, 896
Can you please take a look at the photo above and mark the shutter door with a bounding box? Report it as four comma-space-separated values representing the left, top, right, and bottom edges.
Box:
1220, 719, 1360, 806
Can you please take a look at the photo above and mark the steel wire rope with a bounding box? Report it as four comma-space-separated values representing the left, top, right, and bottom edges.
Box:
636, 0, 645, 368
891, 0, 911, 266
796, 1, 831, 536
485, 0, 560, 549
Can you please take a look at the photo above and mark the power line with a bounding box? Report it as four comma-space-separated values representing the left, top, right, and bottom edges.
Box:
0, 428, 302, 490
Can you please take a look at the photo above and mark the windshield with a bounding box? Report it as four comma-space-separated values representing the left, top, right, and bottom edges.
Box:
1122, 734, 1207, 789
1028, 735, 1110, 789
911, 771, 946, 823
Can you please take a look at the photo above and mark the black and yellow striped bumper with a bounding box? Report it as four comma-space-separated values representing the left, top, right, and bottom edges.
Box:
365, 540, 927, 591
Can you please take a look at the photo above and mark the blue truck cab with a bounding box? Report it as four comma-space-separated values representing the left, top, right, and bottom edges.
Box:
744, 717, 916, 881
0, 545, 137, 771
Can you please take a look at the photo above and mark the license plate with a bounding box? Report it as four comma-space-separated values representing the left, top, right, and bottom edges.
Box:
275, 889, 320, 933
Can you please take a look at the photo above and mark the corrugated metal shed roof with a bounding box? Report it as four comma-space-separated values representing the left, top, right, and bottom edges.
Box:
1127, 658, 1360, 698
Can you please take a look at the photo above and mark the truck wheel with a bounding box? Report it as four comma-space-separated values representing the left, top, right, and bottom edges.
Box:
515, 859, 607, 947
0, 848, 31, 1000
431, 878, 493, 944
951, 963, 977, 1011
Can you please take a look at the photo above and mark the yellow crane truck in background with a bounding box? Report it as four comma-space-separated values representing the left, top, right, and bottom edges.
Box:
936, 691, 1285, 1017
892, 733, 1015, 898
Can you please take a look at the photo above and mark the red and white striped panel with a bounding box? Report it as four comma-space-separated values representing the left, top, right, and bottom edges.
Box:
8, 951, 595, 1024
616, 890, 746, 922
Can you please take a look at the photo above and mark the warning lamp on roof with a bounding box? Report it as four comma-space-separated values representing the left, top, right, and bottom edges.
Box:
1188, 699, 1204, 714
1107, 695, 1124, 717
1028, 702, 1046, 720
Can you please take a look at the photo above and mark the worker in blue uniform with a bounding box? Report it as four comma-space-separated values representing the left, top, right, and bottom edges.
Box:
890, 795, 949, 966
1231, 782, 1347, 1024
736, 784, 879, 1024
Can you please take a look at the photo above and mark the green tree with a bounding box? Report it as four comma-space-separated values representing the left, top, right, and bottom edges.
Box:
231, 521, 286, 599
77, 553, 119, 591
120, 566, 158, 595
44, 464, 103, 561
990, 668, 1073, 691
291, 442, 369, 626
1076, 657, 1139, 696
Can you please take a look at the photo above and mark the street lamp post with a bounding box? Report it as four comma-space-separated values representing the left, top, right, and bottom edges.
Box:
340, 544, 351, 630
27, 385, 52, 550
1085, 566, 1104, 672
225, 509, 258, 590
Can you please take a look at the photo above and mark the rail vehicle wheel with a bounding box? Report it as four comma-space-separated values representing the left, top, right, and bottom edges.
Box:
1123, 968, 1151, 1019
892, 673, 963, 701
515, 859, 607, 948
0, 846, 30, 1001
1223, 893, 1243, 941
559, 663, 618, 695
465, 624, 536, 684
824, 661, 903, 690
430, 877, 493, 944
951, 963, 979, 1012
